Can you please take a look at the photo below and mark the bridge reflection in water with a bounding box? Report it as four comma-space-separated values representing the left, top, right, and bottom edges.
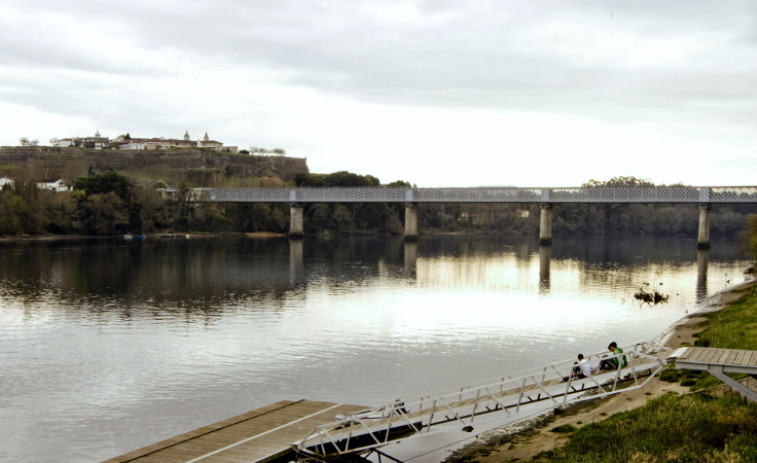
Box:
539, 245, 551, 293
286, 238, 716, 304
697, 249, 710, 303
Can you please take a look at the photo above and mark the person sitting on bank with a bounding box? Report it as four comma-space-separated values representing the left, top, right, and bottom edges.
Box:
570, 353, 593, 379
608, 341, 628, 369
577, 353, 592, 377
567, 353, 593, 380
598, 354, 615, 371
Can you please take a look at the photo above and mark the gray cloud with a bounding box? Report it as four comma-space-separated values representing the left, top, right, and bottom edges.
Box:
1, 0, 755, 186
9, 0, 757, 112
108, 0, 756, 127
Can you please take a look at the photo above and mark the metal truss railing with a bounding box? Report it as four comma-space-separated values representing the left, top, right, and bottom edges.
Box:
293, 342, 673, 458
196, 186, 757, 204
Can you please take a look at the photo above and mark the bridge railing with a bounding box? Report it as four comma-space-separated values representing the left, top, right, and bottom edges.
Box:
197, 186, 757, 204
709, 186, 757, 202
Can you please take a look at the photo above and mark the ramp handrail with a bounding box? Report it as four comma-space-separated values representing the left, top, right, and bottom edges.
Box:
294, 342, 673, 457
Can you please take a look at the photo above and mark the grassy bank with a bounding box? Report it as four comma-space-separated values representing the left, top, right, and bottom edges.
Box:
450, 283, 757, 463
527, 393, 757, 462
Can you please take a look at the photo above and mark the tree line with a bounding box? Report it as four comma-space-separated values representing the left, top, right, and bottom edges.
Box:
1, 173, 755, 258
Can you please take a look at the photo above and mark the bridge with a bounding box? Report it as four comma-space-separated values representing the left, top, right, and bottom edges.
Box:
194, 185, 757, 247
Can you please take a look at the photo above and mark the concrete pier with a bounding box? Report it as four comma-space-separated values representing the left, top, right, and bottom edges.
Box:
538, 203, 552, 246
404, 202, 418, 241
289, 203, 304, 238
697, 203, 711, 249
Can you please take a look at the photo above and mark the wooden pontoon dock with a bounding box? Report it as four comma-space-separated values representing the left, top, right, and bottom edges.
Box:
103, 400, 367, 463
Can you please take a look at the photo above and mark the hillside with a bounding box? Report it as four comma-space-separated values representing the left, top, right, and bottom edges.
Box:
0, 146, 309, 187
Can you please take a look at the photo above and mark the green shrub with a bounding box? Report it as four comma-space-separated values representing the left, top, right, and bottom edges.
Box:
659, 368, 681, 383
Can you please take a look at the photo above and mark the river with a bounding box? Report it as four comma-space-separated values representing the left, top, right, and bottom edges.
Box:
0, 234, 752, 462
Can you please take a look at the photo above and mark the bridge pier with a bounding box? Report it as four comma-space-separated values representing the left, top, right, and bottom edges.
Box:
289, 203, 304, 238
539, 203, 553, 246
696, 204, 711, 249
404, 202, 418, 241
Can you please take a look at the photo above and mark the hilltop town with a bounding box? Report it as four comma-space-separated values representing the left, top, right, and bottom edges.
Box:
51, 130, 238, 153
19, 130, 287, 156
1, 131, 307, 192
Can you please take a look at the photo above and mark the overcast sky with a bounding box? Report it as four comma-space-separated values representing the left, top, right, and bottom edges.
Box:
1, 0, 756, 187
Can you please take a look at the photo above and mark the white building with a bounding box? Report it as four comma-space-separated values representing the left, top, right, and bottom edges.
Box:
52, 130, 109, 149
0, 177, 15, 189
36, 179, 70, 192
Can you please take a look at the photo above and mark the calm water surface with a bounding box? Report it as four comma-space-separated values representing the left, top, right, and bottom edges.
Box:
0, 234, 752, 462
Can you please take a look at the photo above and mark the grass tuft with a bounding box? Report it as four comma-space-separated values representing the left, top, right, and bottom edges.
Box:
551, 424, 578, 433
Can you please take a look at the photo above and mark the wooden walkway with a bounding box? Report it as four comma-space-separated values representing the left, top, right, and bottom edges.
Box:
672, 347, 757, 374
671, 347, 757, 401
103, 400, 367, 463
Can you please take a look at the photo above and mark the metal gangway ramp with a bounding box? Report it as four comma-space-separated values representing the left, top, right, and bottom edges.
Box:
294, 342, 675, 460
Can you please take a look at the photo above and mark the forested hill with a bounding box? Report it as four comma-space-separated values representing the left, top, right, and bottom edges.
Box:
0, 146, 309, 187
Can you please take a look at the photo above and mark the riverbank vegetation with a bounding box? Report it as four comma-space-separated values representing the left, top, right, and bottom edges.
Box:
0, 155, 755, 242
527, 393, 757, 463
450, 286, 757, 463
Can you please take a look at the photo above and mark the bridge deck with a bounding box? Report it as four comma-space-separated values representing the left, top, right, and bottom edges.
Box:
198, 186, 757, 204
103, 400, 367, 463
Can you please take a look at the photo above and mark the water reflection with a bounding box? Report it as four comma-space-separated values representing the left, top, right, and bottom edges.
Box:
404, 241, 417, 278
0, 235, 750, 313
0, 235, 750, 311
697, 248, 710, 303
289, 239, 304, 284
0, 234, 753, 463
539, 245, 551, 293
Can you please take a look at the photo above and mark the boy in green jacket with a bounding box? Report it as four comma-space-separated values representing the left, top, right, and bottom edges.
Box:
608, 341, 628, 368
